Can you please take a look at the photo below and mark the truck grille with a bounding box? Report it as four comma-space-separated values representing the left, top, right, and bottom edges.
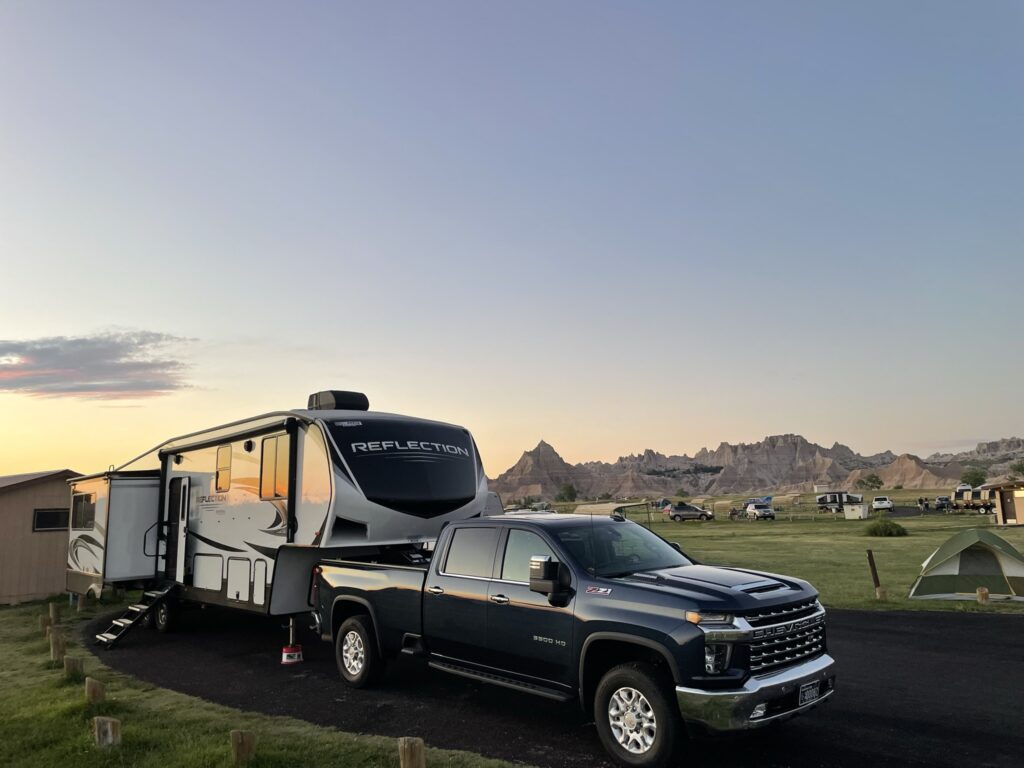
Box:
743, 598, 819, 627
748, 605, 826, 674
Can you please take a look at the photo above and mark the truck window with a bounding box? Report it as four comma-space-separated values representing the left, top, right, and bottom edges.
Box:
501, 530, 557, 583
443, 527, 499, 578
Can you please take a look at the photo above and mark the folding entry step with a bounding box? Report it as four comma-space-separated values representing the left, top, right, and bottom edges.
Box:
94, 584, 177, 649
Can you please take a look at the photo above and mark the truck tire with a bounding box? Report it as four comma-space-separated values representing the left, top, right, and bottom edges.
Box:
698, 514, 708, 521
671, 515, 682, 522
594, 662, 680, 768
154, 600, 174, 633
336, 614, 383, 688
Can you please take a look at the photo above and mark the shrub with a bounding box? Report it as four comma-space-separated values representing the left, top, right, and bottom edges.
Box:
865, 518, 908, 537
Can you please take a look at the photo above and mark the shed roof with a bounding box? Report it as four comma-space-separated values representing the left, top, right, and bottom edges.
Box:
0, 469, 80, 494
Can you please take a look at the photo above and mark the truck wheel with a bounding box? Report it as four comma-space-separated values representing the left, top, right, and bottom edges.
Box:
154, 600, 174, 633
336, 615, 383, 688
594, 662, 680, 768
671, 515, 682, 522
698, 514, 708, 521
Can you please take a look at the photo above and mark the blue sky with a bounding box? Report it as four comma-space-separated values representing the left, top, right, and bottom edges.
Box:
1, 2, 1021, 475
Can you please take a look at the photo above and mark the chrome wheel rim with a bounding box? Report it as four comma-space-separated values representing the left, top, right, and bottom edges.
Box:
342, 630, 365, 676
608, 686, 657, 754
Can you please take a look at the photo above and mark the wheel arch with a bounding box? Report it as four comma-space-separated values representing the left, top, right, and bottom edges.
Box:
331, 595, 384, 657
579, 632, 680, 715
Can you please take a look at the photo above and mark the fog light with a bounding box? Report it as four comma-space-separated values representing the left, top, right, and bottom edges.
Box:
704, 643, 728, 674
749, 703, 767, 720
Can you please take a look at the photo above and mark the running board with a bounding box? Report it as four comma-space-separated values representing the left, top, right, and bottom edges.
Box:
94, 584, 177, 649
428, 660, 573, 701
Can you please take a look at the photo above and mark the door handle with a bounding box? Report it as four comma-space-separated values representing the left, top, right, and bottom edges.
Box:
489, 594, 510, 605
426, 586, 444, 595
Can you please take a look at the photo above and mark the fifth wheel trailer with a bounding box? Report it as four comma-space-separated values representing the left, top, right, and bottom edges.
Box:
66, 390, 501, 644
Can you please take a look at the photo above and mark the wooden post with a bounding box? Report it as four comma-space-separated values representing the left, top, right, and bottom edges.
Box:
39, 615, 52, 633
50, 631, 65, 662
85, 677, 106, 704
864, 548, 880, 589
48, 602, 60, 624
398, 737, 426, 768
976, 587, 990, 604
45, 625, 52, 640
230, 730, 257, 765
63, 656, 84, 679
93, 717, 121, 748
875, 587, 888, 601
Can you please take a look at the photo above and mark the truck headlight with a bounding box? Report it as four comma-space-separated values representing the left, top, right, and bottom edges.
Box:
704, 643, 729, 674
685, 611, 733, 625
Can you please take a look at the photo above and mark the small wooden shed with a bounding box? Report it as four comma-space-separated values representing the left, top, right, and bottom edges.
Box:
984, 481, 1023, 526
0, 469, 80, 604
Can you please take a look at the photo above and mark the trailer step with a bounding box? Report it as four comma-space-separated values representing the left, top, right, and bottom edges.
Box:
94, 584, 177, 649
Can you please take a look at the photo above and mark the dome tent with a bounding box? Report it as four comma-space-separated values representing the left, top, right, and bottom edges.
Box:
909, 528, 1024, 601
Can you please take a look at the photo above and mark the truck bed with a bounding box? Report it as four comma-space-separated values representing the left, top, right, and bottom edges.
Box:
318, 557, 428, 654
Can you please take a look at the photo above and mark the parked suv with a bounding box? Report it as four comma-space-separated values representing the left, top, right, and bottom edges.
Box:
871, 496, 894, 512
934, 496, 952, 511
745, 503, 775, 520
663, 503, 713, 522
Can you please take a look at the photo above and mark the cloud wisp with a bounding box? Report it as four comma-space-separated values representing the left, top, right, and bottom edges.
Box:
0, 331, 192, 399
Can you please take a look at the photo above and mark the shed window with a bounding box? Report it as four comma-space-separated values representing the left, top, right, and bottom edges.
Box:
71, 494, 96, 530
33, 508, 69, 531
260, 435, 290, 500
216, 445, 232, 492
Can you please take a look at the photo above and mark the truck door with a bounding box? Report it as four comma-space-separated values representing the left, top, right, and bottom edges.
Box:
486, 528, 575, 689
422, 526, 499, 665
165, 477, 190, 581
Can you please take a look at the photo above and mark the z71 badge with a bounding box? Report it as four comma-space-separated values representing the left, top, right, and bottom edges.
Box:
586, 586, 612, 595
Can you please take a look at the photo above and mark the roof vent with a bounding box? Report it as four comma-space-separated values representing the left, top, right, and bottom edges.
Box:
307, 390, 369, 411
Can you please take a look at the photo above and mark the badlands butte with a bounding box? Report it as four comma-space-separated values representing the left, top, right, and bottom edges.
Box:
488, 434, 1024, 502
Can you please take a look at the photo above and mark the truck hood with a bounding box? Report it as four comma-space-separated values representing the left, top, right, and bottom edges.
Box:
610, 563, 816, 611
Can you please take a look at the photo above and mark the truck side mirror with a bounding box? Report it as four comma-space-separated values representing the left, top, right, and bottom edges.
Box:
529, 555, 559, 595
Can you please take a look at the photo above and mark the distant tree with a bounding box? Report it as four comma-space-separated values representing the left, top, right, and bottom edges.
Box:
598, 492, 612, 500
855, 473, 884, 491
960, 467, 988, 488
1008, 460, 1024, 479
555, 483, 578, 502
893, 485, 904, 490
676, 488, 689, 498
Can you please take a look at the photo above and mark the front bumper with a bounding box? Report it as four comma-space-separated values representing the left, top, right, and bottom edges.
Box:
675, 654, 835, 731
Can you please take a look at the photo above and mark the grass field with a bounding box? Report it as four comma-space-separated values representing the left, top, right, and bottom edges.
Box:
647, 515, 1024, 612
0, 602, 517, 768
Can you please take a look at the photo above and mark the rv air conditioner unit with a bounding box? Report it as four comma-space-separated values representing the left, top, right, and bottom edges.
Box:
307, 390, 369, 411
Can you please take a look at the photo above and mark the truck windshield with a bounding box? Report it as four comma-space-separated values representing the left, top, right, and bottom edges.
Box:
327, 419, 479, 517
554, 521, 692, 577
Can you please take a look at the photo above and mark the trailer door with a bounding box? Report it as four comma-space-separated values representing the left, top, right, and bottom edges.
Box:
166, 477, 190, 581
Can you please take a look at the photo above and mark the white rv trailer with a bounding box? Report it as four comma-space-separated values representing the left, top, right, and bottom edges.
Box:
67, 391, 499, 636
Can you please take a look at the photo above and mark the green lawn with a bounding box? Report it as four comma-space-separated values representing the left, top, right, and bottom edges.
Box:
0, 602, 519, 768
651, 515, 1024, 612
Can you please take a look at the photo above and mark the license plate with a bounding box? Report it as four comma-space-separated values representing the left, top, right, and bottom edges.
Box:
799, 681, 820, 705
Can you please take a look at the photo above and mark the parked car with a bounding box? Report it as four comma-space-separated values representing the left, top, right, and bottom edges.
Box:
662, 503, 713, 521
745, 502, 775, 520
871, 496, 894, 512
934, 496, 952, 511
314, 513, 836, 767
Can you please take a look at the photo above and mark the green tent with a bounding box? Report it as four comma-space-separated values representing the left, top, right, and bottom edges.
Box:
909, 528, 1024, 601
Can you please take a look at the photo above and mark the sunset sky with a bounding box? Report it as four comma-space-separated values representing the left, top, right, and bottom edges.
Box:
1, 2, 1022, 478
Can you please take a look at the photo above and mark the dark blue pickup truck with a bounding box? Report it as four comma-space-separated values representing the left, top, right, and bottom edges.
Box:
312, 513, 836, 767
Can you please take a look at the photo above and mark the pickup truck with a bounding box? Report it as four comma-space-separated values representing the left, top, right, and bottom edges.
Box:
312, 513, 836, 767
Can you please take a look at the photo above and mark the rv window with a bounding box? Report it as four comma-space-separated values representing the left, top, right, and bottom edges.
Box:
33, 508, 69, 531
443, 527, 499, 578
260, 435, 290, 500
71, 494, 96, 530
216, 445, 232, 492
